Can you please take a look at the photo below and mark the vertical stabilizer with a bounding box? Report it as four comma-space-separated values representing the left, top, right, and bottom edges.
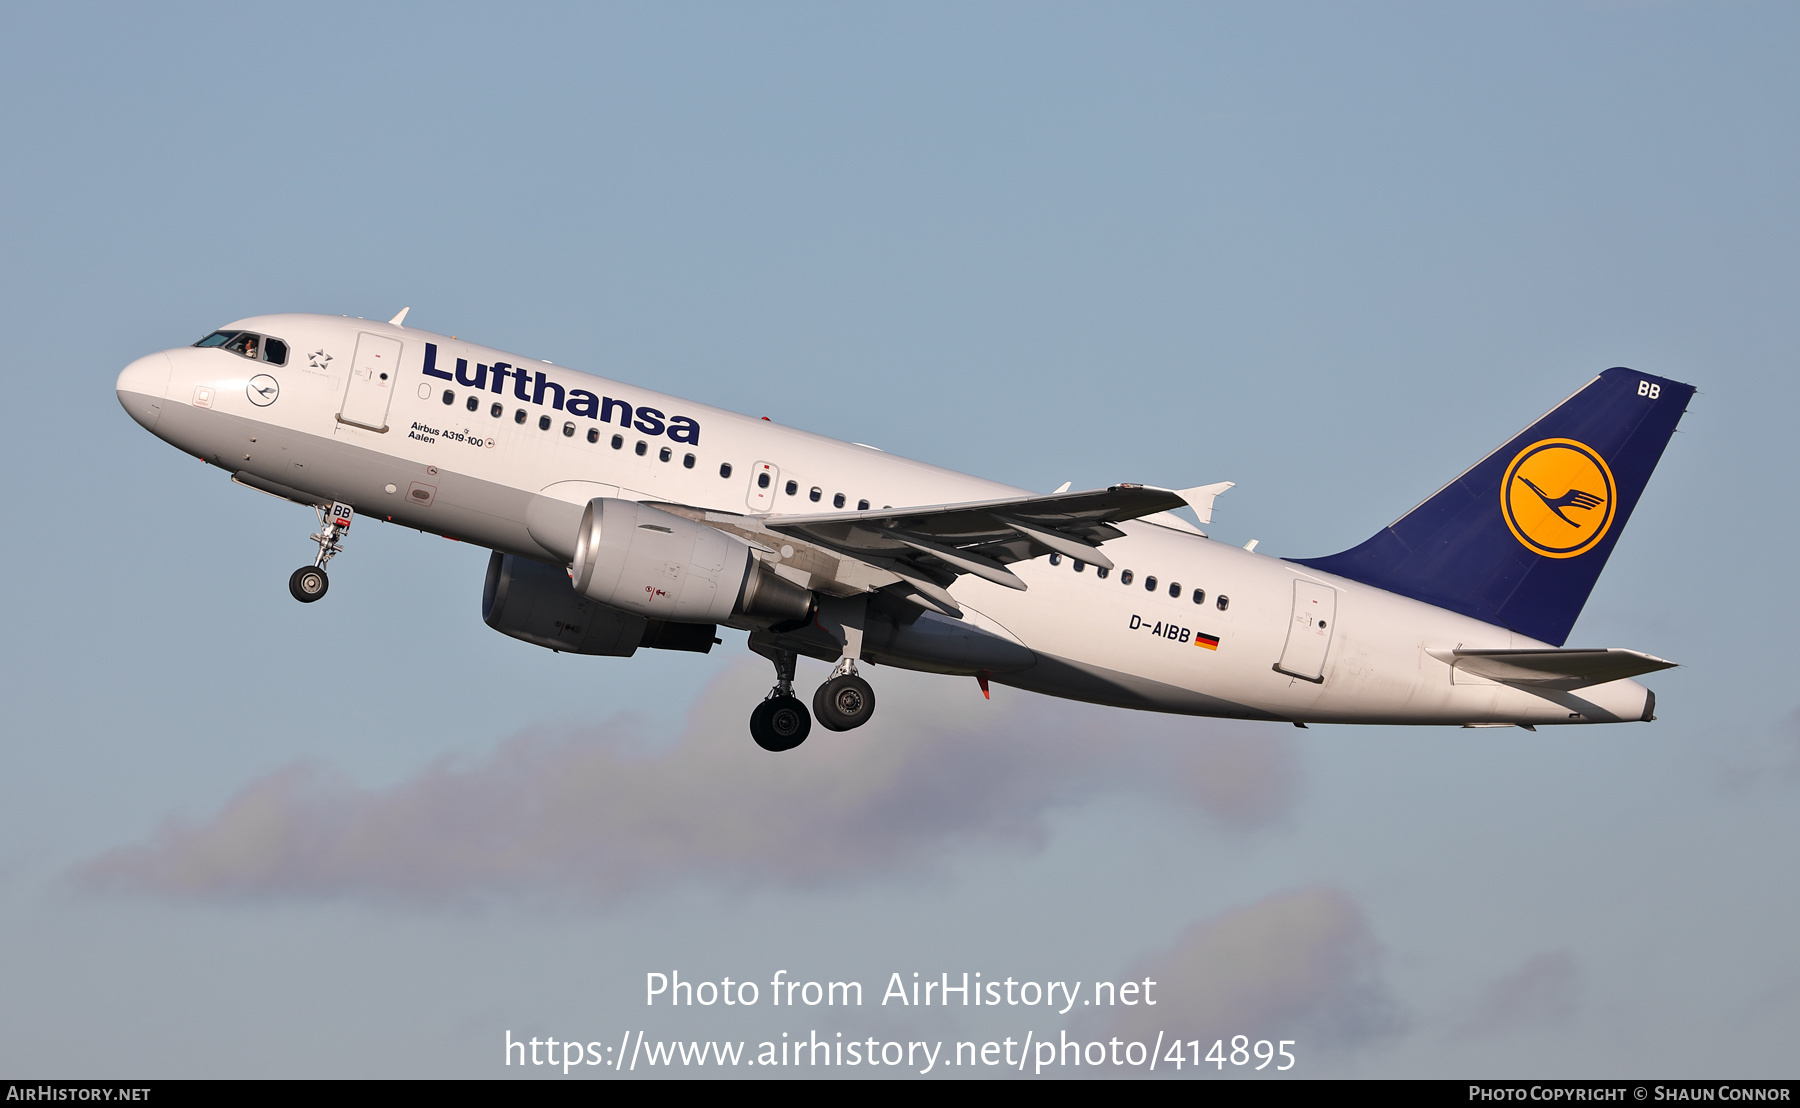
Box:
1292, 368, 1694, 646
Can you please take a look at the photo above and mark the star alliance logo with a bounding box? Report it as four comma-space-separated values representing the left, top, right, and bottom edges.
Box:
308, 349, 333, 370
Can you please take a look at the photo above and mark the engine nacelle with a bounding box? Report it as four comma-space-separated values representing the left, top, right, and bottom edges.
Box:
569, 498, 814, 625
482, 551, 717, 656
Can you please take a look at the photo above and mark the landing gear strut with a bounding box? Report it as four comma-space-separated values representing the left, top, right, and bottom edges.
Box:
289, 501, 353, 604
813, 596, 877, 732
748, 644, 810, 752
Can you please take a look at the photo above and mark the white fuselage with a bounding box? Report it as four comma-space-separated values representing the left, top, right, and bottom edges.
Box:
116, 313, 1653, 727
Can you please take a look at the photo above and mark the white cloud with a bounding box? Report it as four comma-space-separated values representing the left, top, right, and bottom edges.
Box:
1452, 952, 1579, 1039
76, 662, 1297, 906
1103, 886, 1404, 1052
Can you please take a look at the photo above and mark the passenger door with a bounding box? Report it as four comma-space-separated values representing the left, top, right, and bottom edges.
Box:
1275, 579, 1337, 683
338, 332, 402, 432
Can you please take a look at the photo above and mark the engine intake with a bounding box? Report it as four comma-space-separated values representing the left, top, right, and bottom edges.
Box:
569, 498, 814, 625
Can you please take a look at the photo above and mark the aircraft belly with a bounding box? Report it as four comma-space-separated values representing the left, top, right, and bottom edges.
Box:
862, 607, 1036, 676
159, 403, 556, 563
993, 651, 1281, 720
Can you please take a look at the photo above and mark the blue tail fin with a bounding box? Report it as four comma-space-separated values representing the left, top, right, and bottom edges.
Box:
1291, 367, 1694, 646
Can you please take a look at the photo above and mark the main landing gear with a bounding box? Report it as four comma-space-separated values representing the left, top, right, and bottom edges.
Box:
289, 501, 353, 604
813, 662, 876, 732
746, 597, 879, 751
749, 646, 811, 752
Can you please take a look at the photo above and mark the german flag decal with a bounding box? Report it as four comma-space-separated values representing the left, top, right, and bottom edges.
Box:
1195, 632, 1221, 651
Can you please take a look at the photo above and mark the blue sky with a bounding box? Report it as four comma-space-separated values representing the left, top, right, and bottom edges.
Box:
0, 1, 1795, 1078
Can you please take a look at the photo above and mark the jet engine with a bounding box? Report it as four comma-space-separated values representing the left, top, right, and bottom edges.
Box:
569, 498, 813, 625
482, 551, 717, 656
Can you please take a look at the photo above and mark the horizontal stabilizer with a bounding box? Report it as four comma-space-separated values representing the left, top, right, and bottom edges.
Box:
1428, 647, 1676, 690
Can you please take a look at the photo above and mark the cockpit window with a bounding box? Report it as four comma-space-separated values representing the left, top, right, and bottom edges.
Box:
200, 331, 289, 366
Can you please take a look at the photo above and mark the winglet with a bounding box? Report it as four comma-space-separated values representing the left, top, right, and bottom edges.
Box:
388, 307, 411, 326
1177, 482, 1235, 524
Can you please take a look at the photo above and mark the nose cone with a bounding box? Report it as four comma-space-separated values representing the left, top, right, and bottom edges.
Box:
117, 352, 172, 431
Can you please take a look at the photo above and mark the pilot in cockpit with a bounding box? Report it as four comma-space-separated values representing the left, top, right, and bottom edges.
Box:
225, 332, 258, 360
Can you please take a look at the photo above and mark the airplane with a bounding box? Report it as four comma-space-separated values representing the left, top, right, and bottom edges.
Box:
115, 310, 1694, 751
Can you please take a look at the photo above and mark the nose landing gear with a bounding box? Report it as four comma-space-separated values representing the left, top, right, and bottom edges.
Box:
289, 501, 353, 604
288, 565, 329, 602
748, 643, 810, 752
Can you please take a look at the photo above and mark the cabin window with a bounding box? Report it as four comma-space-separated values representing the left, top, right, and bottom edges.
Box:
1192, 588, 1205, 604
809, 487, 822, 502
467, 395, 479, 412
785, 480, 798, 496
720, 462, 733, 478
611, 434, 623, 449
857, 499, 869, 511
514, 409, 527, 424
1049, 553, 1062, 566
1144, 575, 1157, 592
1072, 559, 1084, 573
833, 493, 845, 508
659, 446, 672, 462
1169, 581, 1181, 598
635, 440, 647, 456
562, 421, 575, 437
757, 472, 770, 488
587, 428, 599, 443
442, 390, 455, 405
1121, 569, 1134, 586
1216, 594, 1229, 611
683, 453, 696, 469
261, 338, 288, 366
536, 414, 549, 430
1096, 566, 1109, 579
491, 403, 503, 418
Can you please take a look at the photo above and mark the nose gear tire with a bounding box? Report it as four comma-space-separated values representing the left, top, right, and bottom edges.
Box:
289, 566, 329, 603
750, 695, 811, 751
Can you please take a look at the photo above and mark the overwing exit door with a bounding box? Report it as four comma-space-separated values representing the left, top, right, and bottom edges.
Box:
746, 461, 779, 511
338, 332, 402, 432
1274, 579, 1337, 683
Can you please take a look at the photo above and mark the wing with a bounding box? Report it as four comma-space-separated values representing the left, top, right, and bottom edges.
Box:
1429, 647, 1677, 690
758, 482, 1232, 617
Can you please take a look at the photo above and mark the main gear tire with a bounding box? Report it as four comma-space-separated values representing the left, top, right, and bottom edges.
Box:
289, 566, 329, 603
813, 673, 876, 731
750, 695, 811, 752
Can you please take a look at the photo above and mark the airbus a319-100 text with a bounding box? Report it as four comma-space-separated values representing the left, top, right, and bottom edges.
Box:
115, 310, 1693, 750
